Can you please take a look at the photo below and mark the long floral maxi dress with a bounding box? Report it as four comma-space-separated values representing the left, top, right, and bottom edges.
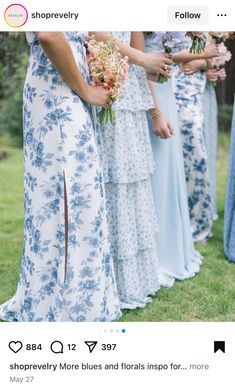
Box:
203, 81, 218, 220
173, 67, 213, 242
0, 32, 121, 322
224, 100, 235, 262
96, 32, 160, 309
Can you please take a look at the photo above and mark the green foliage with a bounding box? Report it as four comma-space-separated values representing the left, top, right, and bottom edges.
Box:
218, 104, 233, 133
0, 33, 29, 145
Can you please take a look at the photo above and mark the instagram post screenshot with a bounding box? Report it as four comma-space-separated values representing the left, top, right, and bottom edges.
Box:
0, 0, 234, 389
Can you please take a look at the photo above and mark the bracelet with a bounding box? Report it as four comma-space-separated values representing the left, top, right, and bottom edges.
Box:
149, 108, 162, 119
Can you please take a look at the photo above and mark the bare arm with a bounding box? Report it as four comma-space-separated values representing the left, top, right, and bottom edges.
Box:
90, 31, 172, 78
173, 41, 219, 64
180, 59, 207, 74
36, 32, 110, 108
36, 32, 88, 99
148, 81, 174, 139
130, 32, 145, 51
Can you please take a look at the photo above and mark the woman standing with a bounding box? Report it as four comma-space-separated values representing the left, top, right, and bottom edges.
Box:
144, 32, 202, 285
203, 67, 226, 221
0, 32, 121, 322
203, 74, 219, 221
173, 56, 213, 243
224, 99, 235, 262
91, 32, 171, 308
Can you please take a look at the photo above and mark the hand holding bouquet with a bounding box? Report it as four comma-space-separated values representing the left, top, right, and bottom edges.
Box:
209, 32, 230, 44
209, 42, 231, 86
156, 32, 191, 83
86, 35, 129, 125
188, 32, 206, 54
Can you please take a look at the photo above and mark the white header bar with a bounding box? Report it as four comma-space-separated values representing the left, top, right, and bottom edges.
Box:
0, 0, 234, 31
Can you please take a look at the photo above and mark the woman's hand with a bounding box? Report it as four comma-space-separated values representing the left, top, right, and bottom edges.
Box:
146, 72, 160, 82
203, 42, 220, 59
217, 68, 227, 80
180, 59, 206, 74
84, 85, 112, 108
205, 68, 218, 82
151, 112, 174, 139
141, 52, 173, 78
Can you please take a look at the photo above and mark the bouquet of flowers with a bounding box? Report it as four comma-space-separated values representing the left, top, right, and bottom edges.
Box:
86, 35, 129, 125
156, 32, 191, 83
209, 32, 230, 44
210, 42, 232, 86
188, 32, 206, 54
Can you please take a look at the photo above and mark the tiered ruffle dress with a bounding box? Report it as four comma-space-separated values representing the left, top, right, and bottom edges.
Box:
97, 32, 160, 309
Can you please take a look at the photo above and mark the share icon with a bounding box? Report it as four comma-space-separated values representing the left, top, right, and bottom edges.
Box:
84, 341, 98, 353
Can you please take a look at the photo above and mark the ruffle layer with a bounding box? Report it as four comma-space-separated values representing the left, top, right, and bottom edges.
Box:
112, 64, 154, 112
114, 247, 160, 309
105, 178, 159, 261
98, 110, 155, 184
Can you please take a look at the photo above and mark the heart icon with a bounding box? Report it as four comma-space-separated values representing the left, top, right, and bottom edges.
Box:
9, 341, 23, 353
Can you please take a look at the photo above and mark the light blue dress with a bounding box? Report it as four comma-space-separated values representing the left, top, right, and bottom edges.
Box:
97, 32, 160, 309
144, 32, 202, 285
0, 32, 121, 322
203, 81, 218, 220
173, 66, 213, 242
224, 100, 235, 262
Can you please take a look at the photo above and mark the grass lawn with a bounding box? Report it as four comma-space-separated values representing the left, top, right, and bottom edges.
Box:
0, 133, 235, 322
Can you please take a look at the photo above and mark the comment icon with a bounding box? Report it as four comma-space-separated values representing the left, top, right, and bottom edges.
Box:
50, 340, 64, 354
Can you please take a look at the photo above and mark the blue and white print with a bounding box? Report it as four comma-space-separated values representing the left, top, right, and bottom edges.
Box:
224, 99, 235, 262
0, 32, 121, 322
173, 65, 213, 242
203, 81, 218, 220
96, 32, 160, 309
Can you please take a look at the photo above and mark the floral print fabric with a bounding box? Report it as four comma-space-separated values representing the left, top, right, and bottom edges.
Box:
0, 32, 121, 322
203, 82, 218, 220
96, 32, 160, 309
224, 101, 235, 262
173, 66, 213, 242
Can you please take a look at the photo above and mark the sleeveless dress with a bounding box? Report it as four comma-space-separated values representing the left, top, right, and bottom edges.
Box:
203, 81, 218, 220
224, 100, 235, 262
144, 32, 202, 285
96, 32, 160, 309
0, 32, 121, 322
173, 66, 213, 242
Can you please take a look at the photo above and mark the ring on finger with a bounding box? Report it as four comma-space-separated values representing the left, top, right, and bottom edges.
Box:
163, 64, 168, 71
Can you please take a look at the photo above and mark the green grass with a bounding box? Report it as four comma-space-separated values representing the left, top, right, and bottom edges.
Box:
0, 133, 235, 321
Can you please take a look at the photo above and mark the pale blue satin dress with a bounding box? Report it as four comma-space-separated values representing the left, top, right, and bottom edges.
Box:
203, 81, 218, 220
224, 100, 235, 262
144, 32, 202, 285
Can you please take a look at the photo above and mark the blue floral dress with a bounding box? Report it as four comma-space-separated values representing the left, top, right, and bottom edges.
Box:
224, 99, 235, 262
96, 32, 160, 309
145, 32, 202, 287
203, 81, 218, 220
173, 66, 213, 242
0, 32, 121, 322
